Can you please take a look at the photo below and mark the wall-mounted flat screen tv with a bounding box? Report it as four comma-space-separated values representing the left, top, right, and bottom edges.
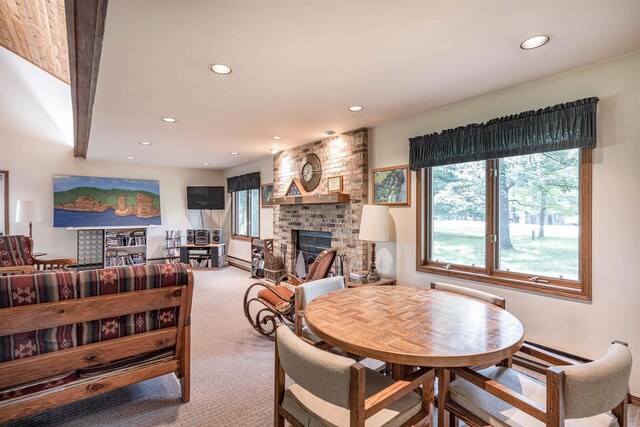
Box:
53, 175, 161, 227
187, 186, 225, 210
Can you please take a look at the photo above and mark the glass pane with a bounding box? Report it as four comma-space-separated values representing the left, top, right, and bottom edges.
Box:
497, 149, 580, 280
250, 189, 260, 237
236, 191, 248, 236
430, 161, 486, 267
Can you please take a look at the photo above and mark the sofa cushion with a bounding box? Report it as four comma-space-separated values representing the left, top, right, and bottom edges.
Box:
77, 263, 189, 345
0, 371, 77, 402
0, 235, 34, 267
0, 272, 78, 362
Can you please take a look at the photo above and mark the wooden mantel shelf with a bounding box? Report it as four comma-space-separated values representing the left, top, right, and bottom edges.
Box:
273, 193, 351, 205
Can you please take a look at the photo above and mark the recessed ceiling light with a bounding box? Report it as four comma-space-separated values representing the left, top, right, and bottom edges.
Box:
325, 131, 336, 136
126, 156, 136, 160
139, 141, 152, 146
348, 105, 363, 112
272, 136, 283, 140
230, 152, 239, 155
210, 64, 232, 75
270, 148, 279, 154
202, 163, 209, 166
162, 117, 177, 123
520, 35, 550, 50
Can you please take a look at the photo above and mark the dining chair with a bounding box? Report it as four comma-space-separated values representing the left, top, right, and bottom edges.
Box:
274, 325, 434, 427
430, 282, 506, 309
294, 275, 345, 343
442, 341, 632, 427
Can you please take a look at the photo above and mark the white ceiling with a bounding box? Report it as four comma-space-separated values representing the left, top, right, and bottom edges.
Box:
89, 0, 640, 169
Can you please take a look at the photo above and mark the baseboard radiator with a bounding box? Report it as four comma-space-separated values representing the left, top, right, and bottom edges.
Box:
226, 255, 251, 272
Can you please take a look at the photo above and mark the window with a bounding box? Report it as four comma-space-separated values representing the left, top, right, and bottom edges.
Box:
232, 189, 260, 239
417, 148, 591, 300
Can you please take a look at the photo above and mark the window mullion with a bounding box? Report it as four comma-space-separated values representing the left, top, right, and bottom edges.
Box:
486, 159, 497, 276
245, 191, 250, 237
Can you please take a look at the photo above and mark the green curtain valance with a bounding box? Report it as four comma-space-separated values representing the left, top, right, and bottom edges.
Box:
227, 172, 260, 193
409, 97, 599, 170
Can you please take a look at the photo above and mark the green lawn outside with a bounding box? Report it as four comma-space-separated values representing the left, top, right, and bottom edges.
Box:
431, 220, 579, 280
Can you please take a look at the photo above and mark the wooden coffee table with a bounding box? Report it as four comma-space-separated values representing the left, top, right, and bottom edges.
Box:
305, 285, 525, 426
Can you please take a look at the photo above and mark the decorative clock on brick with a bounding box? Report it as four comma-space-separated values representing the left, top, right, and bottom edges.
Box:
299, 153, 322, 192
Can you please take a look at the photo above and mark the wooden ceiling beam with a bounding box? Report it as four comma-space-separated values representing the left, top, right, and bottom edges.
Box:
65, 0, 108, 158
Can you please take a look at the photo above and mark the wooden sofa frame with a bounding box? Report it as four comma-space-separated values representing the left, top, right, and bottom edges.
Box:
0, 269, 194, 424
443, 341, 629, 427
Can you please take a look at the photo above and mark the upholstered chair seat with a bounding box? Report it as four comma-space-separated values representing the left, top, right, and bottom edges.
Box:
449, 367, 619, 427
257, 285, 294, 313
283, 367, 423, 427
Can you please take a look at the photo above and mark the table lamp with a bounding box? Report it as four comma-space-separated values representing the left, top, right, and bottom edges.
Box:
16, 200, 43, 239
358, 204, 389, 282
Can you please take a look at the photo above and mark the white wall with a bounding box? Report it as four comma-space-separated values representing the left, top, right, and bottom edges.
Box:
221, 155, 274, 261
370, 52, 640, 394
0, 47, 224, 259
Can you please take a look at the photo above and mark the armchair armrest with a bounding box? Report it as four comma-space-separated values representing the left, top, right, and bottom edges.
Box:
0, 265, 36, 276
32, 256, 76, 270
364, 367, 434, 419
450, 367, 547, 422
519, 341, 581, 366
276, 274, 303, 287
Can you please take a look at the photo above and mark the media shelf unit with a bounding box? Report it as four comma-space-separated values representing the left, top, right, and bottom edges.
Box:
75, 227, 148, 270
179, 243, 226, 269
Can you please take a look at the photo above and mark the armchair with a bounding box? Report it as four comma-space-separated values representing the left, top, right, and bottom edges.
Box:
275, 325, 434, 427
243, 248, 337, 339
0, 235, 75, 276
442, 341, 632, 427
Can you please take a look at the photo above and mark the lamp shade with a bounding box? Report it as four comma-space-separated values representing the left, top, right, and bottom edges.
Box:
358, 205, 389, 242
16, 200, 43, 223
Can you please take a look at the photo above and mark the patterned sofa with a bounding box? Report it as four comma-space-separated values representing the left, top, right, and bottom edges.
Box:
0, 263, 193, 424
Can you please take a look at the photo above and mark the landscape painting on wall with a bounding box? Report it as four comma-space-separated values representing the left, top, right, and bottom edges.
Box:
53, 175, 161, 227
372, 165, 411, 206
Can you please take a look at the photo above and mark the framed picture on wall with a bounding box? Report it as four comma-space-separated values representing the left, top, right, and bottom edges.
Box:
327, 176, 343, 193
372, 165, 410, 206
261, 183, 274, 207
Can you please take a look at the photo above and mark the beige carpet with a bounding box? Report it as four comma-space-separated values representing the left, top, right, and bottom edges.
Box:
4, 266, 639, 426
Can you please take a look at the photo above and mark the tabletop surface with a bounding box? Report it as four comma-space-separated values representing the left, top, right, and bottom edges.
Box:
305, 286, 525, 367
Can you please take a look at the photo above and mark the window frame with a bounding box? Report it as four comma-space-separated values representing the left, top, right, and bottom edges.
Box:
232, 189, 260, 240
416, 148, 592, 300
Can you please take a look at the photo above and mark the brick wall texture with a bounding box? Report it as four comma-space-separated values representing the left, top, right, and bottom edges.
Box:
273, 128, 369, 273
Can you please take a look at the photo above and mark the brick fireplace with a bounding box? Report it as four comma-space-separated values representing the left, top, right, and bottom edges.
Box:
273, 128, 369, 275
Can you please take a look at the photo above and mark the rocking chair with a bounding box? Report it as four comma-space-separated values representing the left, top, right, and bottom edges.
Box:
243, 248, 337, 339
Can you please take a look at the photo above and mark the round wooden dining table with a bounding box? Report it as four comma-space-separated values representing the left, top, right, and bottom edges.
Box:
305, 285, 525, 426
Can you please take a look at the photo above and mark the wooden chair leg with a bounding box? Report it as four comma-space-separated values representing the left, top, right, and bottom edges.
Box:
437, 369, 451, 427
612, 397, 628, 427
421, 369, 435, 426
